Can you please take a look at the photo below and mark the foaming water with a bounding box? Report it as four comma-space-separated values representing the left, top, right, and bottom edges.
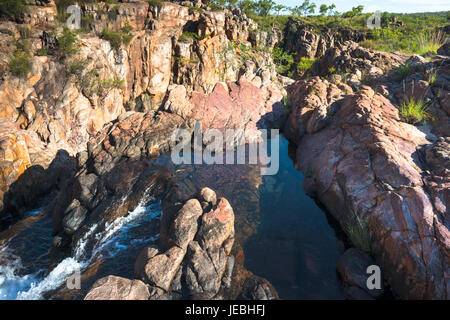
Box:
0, 196, 161, 300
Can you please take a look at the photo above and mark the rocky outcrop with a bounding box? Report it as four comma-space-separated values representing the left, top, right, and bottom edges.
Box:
284, 72, 449, 298
84, 187, 278, 300
22, 0, 58, 26
309, 41, 407, 78
0, 1, 286, 225
49, 111, 190, 250
284, 18, 366, 61
189, 79, 285, 143
337, 248, 385, 300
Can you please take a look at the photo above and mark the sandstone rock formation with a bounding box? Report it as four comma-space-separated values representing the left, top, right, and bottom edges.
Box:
0, 1, 286, 224
284, 54, 450, 298
308, 41, 407, 78
284, 18, 367, 61
84, 187, 278, 300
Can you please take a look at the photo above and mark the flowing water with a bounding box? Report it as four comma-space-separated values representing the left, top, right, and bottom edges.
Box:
0, 135, 345, 300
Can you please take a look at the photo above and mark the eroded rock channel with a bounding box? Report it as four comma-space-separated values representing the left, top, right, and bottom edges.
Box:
0, 0, 449, 300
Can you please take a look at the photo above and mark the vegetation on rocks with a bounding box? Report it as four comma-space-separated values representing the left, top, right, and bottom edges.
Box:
9, 49, 32, 78
399, 96, 433, 125
101, 26, 133, 50
0, 0, 29, 20
344, 217, 372, 255
57, 27, 80, 57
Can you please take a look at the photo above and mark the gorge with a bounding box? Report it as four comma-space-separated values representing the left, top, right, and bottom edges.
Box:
0, 0, 449, 300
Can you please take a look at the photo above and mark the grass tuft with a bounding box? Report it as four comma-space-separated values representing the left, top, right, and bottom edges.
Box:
344, 217, 372, 254
415, 30, 446, 56
399, 96, 433, 125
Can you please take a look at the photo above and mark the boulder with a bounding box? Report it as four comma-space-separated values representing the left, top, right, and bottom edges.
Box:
84, 276, 150, 300
336, 248, 385, 299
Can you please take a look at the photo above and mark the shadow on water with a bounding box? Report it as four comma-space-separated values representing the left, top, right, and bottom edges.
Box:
242, 136, 346, 299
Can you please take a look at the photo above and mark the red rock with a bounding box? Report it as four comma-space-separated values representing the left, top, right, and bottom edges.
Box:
285, 77, 450, 299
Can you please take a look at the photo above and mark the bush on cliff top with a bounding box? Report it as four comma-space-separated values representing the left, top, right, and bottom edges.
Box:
9, 50, 32, 78
0, 0, 28, 20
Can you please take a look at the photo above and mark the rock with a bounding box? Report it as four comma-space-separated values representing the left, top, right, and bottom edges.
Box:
437, 40, 450, 56
406, 54, 428, 71
142, 246, 186, 291
309, 41, 407, 78
424, 137, 450, 170
163, 85, 193, 118
190, 79, 285, 144
197, 198, 235, 250
342, 285, 375, 300
284, 18, 366, 61
84, 276, 150, 300
184, 241, 224, 297
132, 189, 277, 300
336, 248, 384, 299
168, 198, 203, 249
134, 246, 160, 280
284, 76, 450, 299
62, 199, 88, 235
198, 187, 217, 206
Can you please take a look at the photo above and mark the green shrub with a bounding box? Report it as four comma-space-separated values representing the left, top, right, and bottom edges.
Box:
0, 0, 28, 20
17, 39, 31, 54
179, 31, 202, 42
68, 58, 88, 75
297, 57, 316, 71
98, 76, 125, 91
101, 28, 132, 50
36, 47, 48, 56
394, 64, 412, 79
272, 46, 294, 76
18, 26, 32, 39
57, 27, 79, 57
399, 96, 433, 124
9, 50, 32, 77
282, 95, 291, 114
146, 0, 163, 6
426, 68, 437, 86
328, 66, 336, 74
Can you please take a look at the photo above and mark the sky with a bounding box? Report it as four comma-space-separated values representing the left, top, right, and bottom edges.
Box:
274, 0, 450, 14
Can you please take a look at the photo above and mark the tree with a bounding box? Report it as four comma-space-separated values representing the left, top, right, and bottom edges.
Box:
254, 0, 275, 16
319, 3, 336, 16
238, 0, 258, 15
352, 5, 364, 16
290, 0, 316, 16
273, 4, 286, 15
343, 5, 364, 18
